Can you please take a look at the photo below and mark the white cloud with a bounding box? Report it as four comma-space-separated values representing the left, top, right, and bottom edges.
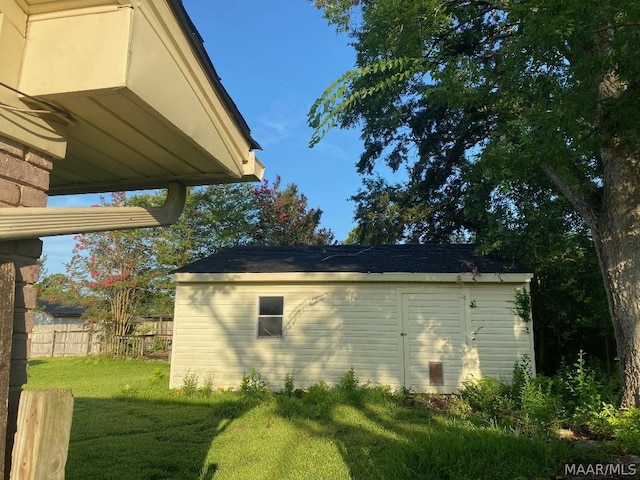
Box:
253, 97, 306, 147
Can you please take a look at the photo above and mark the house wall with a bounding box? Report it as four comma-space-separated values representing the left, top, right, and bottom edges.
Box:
170, 280, 534, 393
0, 3, 67, 159
0, 133, 53, 477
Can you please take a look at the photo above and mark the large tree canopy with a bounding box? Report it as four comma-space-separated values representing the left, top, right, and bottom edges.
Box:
310, 0, 640, 407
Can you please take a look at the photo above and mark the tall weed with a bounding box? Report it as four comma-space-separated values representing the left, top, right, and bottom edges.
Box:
181, 370, 198, 398
556, 351, 602, 425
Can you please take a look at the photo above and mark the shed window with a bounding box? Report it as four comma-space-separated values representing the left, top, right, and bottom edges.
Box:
258, 296, 283, 338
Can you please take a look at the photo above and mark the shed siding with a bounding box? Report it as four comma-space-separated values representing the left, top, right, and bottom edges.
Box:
170, 280, 533, 392
402, 288, 467, 393
467, 285, 533, 380
170, 283, 403, 390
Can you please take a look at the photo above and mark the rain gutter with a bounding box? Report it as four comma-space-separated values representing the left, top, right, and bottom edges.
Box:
0, 183, 186, 240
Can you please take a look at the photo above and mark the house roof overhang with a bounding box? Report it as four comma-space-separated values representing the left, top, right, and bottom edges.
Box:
6, 0, 263, 195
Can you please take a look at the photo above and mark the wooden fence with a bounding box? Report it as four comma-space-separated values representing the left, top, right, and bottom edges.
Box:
29, 325, 101, 357
29, 325, 172, 359
107, 334, 172, 359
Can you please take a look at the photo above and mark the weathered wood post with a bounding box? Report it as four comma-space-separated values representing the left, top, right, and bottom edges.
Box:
86, 330, 92, 355
0, 263, 15, 479
50, 331, 57, 358
10, 389, 74, 480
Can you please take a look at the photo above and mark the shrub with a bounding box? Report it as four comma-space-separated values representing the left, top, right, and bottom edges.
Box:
147, 367, 166, 385
283, 372, 295, 396
592, 405, 640, 454
509, 355, 534, 402
182, 370, 198, 398
307, 380, 330, 396
199, 373, 214, 399
519, 375, 561, 430
293, 381, 333, 419
240, 368, 270, 400
460, 358, 563, 432
459, 376, 513, 417
363, 383, 394, 404
338, 366, 359, 392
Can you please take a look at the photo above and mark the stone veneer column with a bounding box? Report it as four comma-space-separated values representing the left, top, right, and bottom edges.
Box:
0, 135, 52, 478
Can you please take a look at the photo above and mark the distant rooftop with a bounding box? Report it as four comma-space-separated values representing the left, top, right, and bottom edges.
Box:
37, 300, 86, 317
174, 244, 531, 275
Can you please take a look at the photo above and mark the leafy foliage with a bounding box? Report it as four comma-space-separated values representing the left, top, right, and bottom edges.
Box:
66, 193, 159, 336
283, 372, 296, 396
250, 176, 334, 246
592, 405, 640, 454
240, 368, 270, 400
311, 0, 640, 398
459, 352, 626, 442
36, 271, 86, 308
181, 371, 199, 399
337, 366, 360, 392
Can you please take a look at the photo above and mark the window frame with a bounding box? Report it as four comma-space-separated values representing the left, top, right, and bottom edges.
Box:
257, 296, 284, 339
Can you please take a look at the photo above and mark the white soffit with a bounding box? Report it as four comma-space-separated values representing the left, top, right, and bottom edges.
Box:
17, 1, 262, 195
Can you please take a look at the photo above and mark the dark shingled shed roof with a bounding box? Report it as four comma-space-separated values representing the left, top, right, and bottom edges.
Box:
174, 244, 531, 275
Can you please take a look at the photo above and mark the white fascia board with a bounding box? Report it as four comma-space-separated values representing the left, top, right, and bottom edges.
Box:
173, 272, 533, 285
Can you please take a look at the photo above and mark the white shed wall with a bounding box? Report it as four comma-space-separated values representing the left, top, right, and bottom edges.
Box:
170, 280, 533, 392
466, 285, 534, 379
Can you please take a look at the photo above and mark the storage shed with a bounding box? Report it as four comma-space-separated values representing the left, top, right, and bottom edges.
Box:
170, 244, 534, 393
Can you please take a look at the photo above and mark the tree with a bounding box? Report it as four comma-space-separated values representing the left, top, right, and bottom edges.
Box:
36, 271, 87, 308
67, 193, 158, 337
250, 176, 334, 245
348, 170, 612, 374
128, 183, 256, 269
310, 0, 640, 406
67, 178, 333, 335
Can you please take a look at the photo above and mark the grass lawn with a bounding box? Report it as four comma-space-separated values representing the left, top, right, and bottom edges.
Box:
25, 357, 608, 480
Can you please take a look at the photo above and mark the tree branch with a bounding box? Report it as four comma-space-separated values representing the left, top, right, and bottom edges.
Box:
540, 164, 599, 230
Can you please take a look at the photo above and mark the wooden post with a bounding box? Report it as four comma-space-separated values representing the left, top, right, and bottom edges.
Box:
50, 331, 56, 358
0, 263, 15, 479
10, 389, 74, 480
85, 330, 92, 355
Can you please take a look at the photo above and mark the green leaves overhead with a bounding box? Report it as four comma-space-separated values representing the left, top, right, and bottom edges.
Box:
308, 56, 425, 147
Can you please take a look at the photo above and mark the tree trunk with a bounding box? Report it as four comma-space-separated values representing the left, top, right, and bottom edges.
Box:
592, 145, 640, 408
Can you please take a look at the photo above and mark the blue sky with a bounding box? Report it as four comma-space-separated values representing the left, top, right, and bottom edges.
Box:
44, 1, 374, 274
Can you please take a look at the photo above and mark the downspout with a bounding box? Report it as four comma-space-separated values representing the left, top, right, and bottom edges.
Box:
0, 183, 186, 240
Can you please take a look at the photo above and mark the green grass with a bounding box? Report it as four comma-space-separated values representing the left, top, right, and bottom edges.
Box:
25, 357, 609, 480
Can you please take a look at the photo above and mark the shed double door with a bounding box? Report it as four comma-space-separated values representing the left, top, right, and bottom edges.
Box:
400, 289, 468, 393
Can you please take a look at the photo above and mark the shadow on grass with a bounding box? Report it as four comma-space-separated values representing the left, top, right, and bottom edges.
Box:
27, 359, 47, 367
273, 390, 602, 480
65, 395, 255, 480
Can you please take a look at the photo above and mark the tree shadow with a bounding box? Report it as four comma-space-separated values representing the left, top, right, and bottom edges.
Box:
273, 391, 601, 480
65, 394, 255, 480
